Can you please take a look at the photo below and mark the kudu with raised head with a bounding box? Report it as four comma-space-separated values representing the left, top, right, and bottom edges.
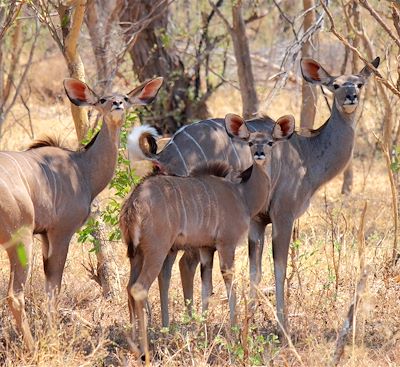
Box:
0, 77, 163, 349
120, 113, 295, 360
128, 57, 380, 334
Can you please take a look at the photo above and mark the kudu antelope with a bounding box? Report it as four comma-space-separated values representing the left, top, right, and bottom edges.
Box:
0, 77, 162, 349
128, 114, 292, 327
120, 113, 295, 360
128, 57, 380, 334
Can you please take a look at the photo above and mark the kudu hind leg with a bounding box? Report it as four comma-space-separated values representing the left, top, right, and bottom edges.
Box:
271, 216, 294, 336
127, 251, 143, 353
248, 219, 266, 310
199, 248, 215, 315
6, 238, 34, 350
217, 246, 236, 325
179, 249, 200, 317
157, 250, 178, 327
131, 252, 167, 361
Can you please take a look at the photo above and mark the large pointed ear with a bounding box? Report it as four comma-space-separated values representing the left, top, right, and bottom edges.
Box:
272, 115, 295, 140
359, 57, 380, 79
128, 77, 163, 105
63, 78, 99, 106
300, 58, 334, 86
224, 113, 250, 140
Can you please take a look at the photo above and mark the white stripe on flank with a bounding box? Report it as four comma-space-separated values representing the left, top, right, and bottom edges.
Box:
154, 184, 171, 229
164, 124, 188, 150
171, 141, 189, 174
197, 179, 210, 229
0, 152, 31, 196
29, 150, 54, 204
182, 130, 208, 163
166, 178, 187, 233
19, 154, 41, 189
48, 166, 58, 210
208, 119, 228, 161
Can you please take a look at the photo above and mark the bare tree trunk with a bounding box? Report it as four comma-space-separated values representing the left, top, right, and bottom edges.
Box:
85, 0, 124, 94
300, 0, 317, 129
58, 1, 89, 142
231, 0, 258, 118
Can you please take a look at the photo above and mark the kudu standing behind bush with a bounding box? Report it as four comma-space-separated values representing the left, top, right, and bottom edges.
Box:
120, 113, 295, 361
0, 77, 163, 350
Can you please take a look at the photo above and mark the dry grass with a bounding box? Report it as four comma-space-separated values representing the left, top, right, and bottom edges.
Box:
1, 64, 400, 366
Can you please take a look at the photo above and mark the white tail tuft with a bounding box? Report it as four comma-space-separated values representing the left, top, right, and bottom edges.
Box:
127, 125, 159, 161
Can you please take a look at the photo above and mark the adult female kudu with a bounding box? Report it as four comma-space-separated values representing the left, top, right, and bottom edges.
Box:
0, 77, 163, 350
120, 113, 295, 361
128, 57, 380, 335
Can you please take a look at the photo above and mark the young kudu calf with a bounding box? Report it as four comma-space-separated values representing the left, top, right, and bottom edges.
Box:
0, 77, 162, 349
128, 57, 380, 335
120, 113, 295, 360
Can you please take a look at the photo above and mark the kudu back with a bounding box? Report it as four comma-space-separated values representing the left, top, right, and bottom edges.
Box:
0, 77, 162, 349
128, 56, 380, 335
120, 113, 295, 360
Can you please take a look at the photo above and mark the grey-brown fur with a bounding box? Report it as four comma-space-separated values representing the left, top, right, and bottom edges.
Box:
128, 57, 379, 334
122, 113, 295, 356
0, 76, 163, 350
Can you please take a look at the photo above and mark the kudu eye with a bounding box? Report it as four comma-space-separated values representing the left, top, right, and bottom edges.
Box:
124, 96, 129, 102
99, 98, 107, 104
333, 84, 340, 90
357, 83, 363, 89
267, 141, 273, 147
248, 142, 254, 147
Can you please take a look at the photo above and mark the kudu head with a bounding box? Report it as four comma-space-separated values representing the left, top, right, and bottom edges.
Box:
63, 77, 164, 126
300, 57, 380, 115
225, 113, 295, 169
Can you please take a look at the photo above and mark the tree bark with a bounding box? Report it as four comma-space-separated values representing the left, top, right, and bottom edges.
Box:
231, 0, 259, 119
121, 0, 208, 134
58, 1, 89, 142
300, 0, 317, 129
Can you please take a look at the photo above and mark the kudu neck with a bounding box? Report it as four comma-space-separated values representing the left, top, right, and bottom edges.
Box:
302, 99, 356, 188
81, 117, 121, 200
240, 163, 270, 217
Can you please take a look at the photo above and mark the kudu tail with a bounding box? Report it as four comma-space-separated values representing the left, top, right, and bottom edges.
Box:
120, 202, 141, 258
127, 125, 159, 162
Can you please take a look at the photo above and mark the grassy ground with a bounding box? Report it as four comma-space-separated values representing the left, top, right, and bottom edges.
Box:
0, 67, 400, 366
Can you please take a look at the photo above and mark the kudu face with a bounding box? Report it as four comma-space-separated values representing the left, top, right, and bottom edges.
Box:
301, 57, 380, 115
64, 77, 164, 125
225, 113, 295, 173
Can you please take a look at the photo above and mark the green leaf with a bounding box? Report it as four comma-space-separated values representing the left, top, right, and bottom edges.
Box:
16, 242, 28, 268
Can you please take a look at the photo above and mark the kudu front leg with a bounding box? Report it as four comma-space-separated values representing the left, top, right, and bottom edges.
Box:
179, 249, 200, 316
271, 216, 294, 336
217, 245, 236, 325
199, 247, 215, 315
43, 231, 73, 306
248, 219, 266, 311
6, 238, 34, 350
157, 250, 178, 327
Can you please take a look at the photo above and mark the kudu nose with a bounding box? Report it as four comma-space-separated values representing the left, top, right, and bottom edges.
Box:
254, 151, 266, 160
346, 94, 357, 102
